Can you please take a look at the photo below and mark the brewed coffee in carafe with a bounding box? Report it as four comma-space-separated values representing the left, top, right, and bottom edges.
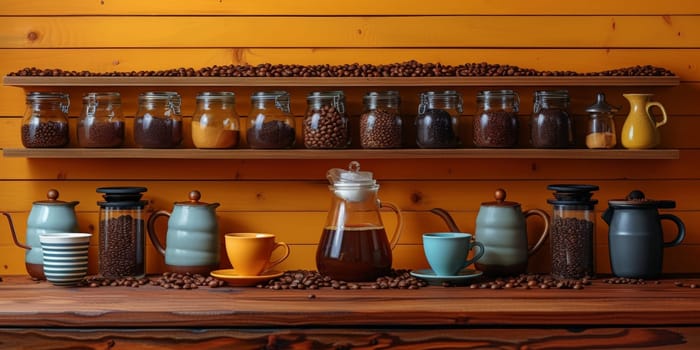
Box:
316, 161, 403, 281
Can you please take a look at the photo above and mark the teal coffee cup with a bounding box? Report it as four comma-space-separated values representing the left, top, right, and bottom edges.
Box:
423, 232, 485, 276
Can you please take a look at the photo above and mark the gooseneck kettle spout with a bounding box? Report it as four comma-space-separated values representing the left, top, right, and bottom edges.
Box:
430, 208, 461, 232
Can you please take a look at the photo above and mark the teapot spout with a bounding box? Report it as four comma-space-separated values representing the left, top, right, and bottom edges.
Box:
429, 208, 461, 232
602, 207, 614, 226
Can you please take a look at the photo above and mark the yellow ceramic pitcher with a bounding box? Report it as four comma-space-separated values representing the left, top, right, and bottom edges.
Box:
621, 93, 668, 149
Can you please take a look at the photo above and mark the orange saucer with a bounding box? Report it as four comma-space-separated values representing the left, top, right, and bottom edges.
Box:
210, 269, 284, 287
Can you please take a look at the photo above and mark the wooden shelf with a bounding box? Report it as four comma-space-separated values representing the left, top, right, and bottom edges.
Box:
2, 75, 681, 87
1, 148, 680, 160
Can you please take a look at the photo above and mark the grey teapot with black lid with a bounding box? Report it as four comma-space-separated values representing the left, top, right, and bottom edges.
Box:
602, 190, 685, 279
2, 189, 79, 279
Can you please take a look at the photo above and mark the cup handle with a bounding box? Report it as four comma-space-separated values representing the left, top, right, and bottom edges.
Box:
463, 241, 485, 269
1, 211, 31, 250
523, 208, 550, 256
647, 101, 668, 128
146, 210, 171, 256
266, 241, 290, 270
660, 214, 685, 248
380, 201, 404, 250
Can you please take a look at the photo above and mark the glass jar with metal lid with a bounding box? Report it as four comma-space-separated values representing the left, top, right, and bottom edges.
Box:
134, 91, 182, 148
304, 91, 350, 149
585, 93, 618, 149
416, 90, 462, 148
21, 92, 70, 148
360, 91, 403, 149
192, 91, 240, 149
530, 90, 573, 148
77, 92, 125, 148
247, 91, 296, 149
473, 90, 519, 148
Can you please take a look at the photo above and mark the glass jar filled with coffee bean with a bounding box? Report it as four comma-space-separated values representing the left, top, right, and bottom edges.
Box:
416, 90, 463, 148
547, 184, 599, 280
134, 91, 183, 148
247, 91, 296, 149
530, 90, 573, 148
360, 91, 403, 149
96, 187, 149, 279
21, 92, 70, 148
192, 91, 240, 149
77, 92, 125, 148
304, 91, 350, 149
473, 90, 519, 148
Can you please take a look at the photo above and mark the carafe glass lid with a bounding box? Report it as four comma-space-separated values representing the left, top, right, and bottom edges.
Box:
327, 161, 376, 188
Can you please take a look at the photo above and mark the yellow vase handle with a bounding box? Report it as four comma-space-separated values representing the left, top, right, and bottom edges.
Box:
379, 201, 403, 250
647, 101, 668, 128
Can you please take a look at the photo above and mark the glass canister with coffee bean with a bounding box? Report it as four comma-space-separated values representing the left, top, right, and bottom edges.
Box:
96, 186, 148, 279
247, 91, 296, 149
192, 91, 240, 149
546, 184, 599, 280
360, 91, 403, 149
530, 90, 573, 148
473, 90, 519, 148
303, 91, 350, 149
77, 92, 125, 148
416, 90, 462, 148
134, 91, 183, 148
21, 92, 70, 148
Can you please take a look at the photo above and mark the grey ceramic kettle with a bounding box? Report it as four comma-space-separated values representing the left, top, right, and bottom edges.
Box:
602, 190, 685, 279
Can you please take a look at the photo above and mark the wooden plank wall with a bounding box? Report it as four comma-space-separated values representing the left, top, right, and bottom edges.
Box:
0, 0, 698, 276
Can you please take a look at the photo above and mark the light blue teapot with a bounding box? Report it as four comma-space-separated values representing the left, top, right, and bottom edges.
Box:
147, 190, 220, 274
2, 189, 79, 279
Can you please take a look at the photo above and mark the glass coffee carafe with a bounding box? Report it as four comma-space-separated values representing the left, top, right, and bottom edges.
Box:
316, 161, 403, 281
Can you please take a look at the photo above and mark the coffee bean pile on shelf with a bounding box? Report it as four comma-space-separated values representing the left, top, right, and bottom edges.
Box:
550, 217, 595, 279
674, 281, 699, 289
79, 272, 226, 289
8, 62, 675, 77
21, 121, 69, 148
246, 120, 296, 148
99, 215, 145, 278
473, 110, 518, 147
303, 105, 349, 149
360, 108, 402, 148
78, 120, 125, 147
468, 274, 592, 290
258, 270, 427, 290
603, 277, 660, 285
416, 109, 459, 148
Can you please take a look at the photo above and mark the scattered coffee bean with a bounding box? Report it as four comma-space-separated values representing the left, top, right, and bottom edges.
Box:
78, 272, 224, 289
259, 270, 427, 290
604, 277, 651, 285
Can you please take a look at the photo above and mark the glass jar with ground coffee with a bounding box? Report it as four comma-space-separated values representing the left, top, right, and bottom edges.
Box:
585, 92, 618, 149
134, 91, 183, 148
192, 91, 240, 149
530, 90, 573, 148
546, 184, 599, 280
473, 90, 519, 148
96, 186, 148, 279
360, 91, 403, 149
304, 91, 350, 149
247, 91, 296, 149
416, 90, 462, 148
77, 92, 125, 148
21, 92, 70, 148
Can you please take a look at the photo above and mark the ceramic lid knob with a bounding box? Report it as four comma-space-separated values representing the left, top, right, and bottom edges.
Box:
188, 190, 202, 203
494, 188, 507, 203
46, 189, 59, 201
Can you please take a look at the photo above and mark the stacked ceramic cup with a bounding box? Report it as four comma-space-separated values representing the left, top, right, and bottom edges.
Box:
39, 233, 92, 286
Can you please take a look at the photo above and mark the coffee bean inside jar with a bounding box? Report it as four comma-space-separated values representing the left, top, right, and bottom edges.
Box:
416, 91, 462, 148
531, 90, 573, 148
304, 91, 350, 149
360, 91, 403, 149
21, 92, 70, 148
134, 92, 183, 148
77, 92, 125, 148
247, 91, 296, 149
473, 90, 519, 148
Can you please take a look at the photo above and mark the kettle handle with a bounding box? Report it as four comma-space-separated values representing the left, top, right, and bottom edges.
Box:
523, 208, 550, 256
380, 201, 403, 250
146, 210, 171, 256
660, 214, 685, 248
1, 212, 31, 250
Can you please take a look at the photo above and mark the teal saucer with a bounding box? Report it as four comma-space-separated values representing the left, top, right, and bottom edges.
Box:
410, 268, 483, 286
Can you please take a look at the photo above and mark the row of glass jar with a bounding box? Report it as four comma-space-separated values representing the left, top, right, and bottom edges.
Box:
20, 89, 616, 149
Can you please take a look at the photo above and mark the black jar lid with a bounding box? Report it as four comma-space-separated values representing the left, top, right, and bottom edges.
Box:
547, 184, 599, 206
97, 186, 148, 208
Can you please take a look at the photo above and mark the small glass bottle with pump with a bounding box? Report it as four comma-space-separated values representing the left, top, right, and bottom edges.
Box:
360, 91, 403, 149
531, 90, 573, 148
192, 91, 240, 149
21, 92, 70, 148
585, 93, 618, 149
96, 187, 148, 279
134, 91, 183, 148
416, 90, 462, 148
546, 184, 599, 279
247, 91, 296, 149
304, 91, 350, 149
77, 92, 125, 148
